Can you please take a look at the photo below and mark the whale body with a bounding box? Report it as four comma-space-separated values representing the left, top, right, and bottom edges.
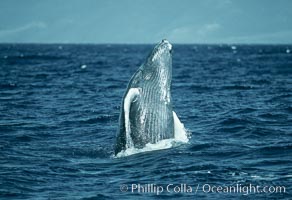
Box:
115, 40, 177, 155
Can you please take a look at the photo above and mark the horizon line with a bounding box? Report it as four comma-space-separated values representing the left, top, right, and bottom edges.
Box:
0, 42, 292, 46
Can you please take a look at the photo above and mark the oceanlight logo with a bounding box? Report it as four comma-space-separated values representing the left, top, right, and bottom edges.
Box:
120, 183, 287, 196
202, 184, 286, 195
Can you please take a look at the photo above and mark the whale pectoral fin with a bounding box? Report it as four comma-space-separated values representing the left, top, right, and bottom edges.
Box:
173, 111, 188, 142
123, 88, 141, 148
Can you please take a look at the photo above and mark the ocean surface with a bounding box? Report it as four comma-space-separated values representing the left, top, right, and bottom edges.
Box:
0, 43, 291, 199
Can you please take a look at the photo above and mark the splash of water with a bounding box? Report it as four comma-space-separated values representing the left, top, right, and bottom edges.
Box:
114, 111, 190, 158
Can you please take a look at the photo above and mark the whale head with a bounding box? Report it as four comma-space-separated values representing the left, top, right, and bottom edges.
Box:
141, 39, 172, 87
146, 39, 172, 67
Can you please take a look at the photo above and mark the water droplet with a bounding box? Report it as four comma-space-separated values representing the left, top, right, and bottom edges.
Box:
231, 45, 237, 50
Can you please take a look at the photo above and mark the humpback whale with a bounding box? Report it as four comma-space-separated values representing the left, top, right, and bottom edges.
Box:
115, 39, 181, 155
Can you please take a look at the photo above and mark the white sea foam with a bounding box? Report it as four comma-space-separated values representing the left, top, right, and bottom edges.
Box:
114, 111, 190, 158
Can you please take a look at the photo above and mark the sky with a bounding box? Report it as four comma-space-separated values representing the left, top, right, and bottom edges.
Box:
0, 0, 292, 44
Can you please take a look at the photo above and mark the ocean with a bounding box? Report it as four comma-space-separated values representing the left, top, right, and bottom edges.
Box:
0, 44, 291, 199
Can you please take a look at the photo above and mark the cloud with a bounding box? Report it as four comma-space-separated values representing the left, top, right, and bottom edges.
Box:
167, 23, 221, 43
222, 30, 292, 44
197, 23, 221, 36
0, 22, 47, 38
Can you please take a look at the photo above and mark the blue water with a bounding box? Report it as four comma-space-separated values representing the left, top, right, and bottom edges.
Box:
0, 44, 291, 199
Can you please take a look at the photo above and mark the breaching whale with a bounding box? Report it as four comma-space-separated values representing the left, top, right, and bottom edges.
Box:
115, 39, 182, 155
